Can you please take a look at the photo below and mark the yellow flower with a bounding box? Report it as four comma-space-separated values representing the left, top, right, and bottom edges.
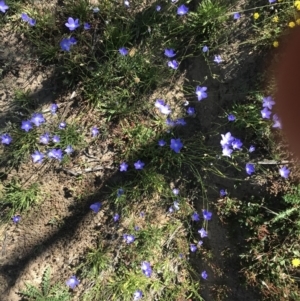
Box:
296, 19, 300, 25
272, 16, 279, 23
292, 258, 300, 267
295, 1, 300, 10
273, 41, 279, 48
254, 12, 259, 20
289, 21, 296, 28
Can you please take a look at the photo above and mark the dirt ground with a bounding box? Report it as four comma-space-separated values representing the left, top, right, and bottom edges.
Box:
0, 2, 270, 300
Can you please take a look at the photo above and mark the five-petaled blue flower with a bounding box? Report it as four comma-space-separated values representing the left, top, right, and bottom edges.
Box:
123, 234, 135, 244
120, 162, 128, 172
170, 138, 183, 153
12, 215, 21, 223
134, 160, 145, 170
133, 290, 143, 301
31, 150, 44, 163
261, 107, 271, 119
198, 228, 208, 238
158, 139, 166, 147
192, 212, 200, 222
91, 126, 99, 137
21, 13, 29, 22
1, 133, 12, 145
65, 17, 80, 31
0, 1, 9, 13
60, 38, 77, 51
21, 120, 33, 132
65, 145, 73, 155
172, 188, 179, 195
66, 276, 80, 289
51, 103, 58, 114
156, 5, 161, 11
279, 166, 290, 179
272, 114, 282, 129
177, 4, 189, 15
84, 22, 91, 30
228, 114, 236, 121
168, 60, 179, 69
220, 189, 227, 197
203, 209, 212, 221
141, 261, 152, 277
196, 86, 208, 101
190, 244, 197, 252
233, 12, 240, 20
201, 271, 208, 280
40, 133, 50, 144
119, 47, 128, 56
113, 213, 120, 222
202, 45, 209, 53
48, 148, 63, 161
187, 107, 195, 115
90, 202, 101, 213
31, 113, 45, 127
214, 55, 223, 64
246, 163, 255, 175
52, 135, 60, 143
59, 122, 66, 129
164, 48, 176, 58
175, 118, 186, 126
249, 145, 255, 153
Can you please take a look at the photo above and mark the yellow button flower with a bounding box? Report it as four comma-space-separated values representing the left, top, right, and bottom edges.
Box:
254, 12, 259, 20
289, 21, 296, 28
273, 41, 279, 48
292, 258, 300, 267
273, 16, 279, 23
296, 19, 300, 25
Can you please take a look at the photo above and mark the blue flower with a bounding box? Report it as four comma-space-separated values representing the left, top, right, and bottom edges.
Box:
90, 202, 101, 213
52, 135, 60, 143
202, 45, 209, 53
167, 60, 179, 69
84, 22, 90, 30
222, 146, 232, 157
59, 122, 66, 129
113, 213, 120, 222
164, 48, 176, 58
191, 212, 200, 221
245, 163, 255, 175
66, 276, 80, 289
158, 139, 166, 147
249, 145, 255, 153
201, 271, 208, 280
172, 188, 179, 195
175, 118, 186, 126
156, 5, 161, 11
261, 107, 271, 119
65, 17, 80, 31
272, 114, 282, 129
203, 210, 212, 221
40, 133, 50, 144
91, 126, 99, 137
48, 149, 63, 161
133, 290, 143, 301
141, 261, 152, 277
119, 47, 128, 56
50, 103, 58, 114
1, 133, 12, 145
166, 118, 175, 127
117, 188, 124, 197
12, 215, 21, 223
60, 38, 77, 51
220, 132, 234, 148
187, 107, 195, 115
21, 120, 33, 132
123, 234, 135, 244
134, 160, 145, 170
198, 228, 207, 238
0, 1, 9, 13
177, 4, 189, 15
65, 145, 73, 155
31, 150, 44, 163
31, 113, 45, 127
214, 55, 223, 64
28, 18, 36, 26
120, 162, 128, 172
190, 244, 197, 252
195, 86, 207, 101
228, 114, 236, 121
21, 13, 29, 22
220, 189, 227, 197
170, 138, 183, 153
231, 138, 243, 150
279, 166, 290, 179
233, 12, 240, 20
